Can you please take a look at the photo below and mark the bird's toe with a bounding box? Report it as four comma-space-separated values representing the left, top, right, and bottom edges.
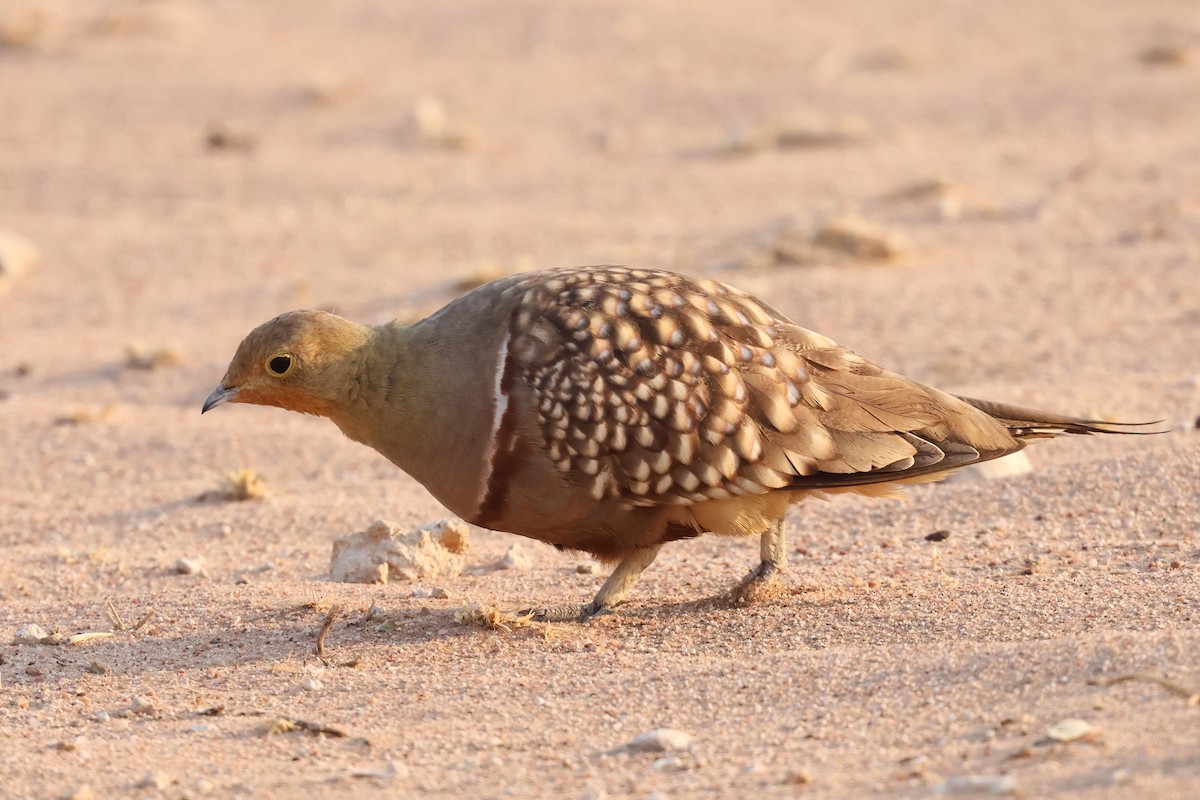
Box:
732, 562, 787, 606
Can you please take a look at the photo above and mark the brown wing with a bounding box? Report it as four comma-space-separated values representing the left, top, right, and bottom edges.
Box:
501, 266, 1026, 508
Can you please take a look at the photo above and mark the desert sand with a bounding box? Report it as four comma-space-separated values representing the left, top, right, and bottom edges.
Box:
1, 1, 1198, 798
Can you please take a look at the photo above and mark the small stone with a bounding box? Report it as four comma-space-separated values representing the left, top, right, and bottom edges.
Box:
124, 342, 183, 371
301, 71, 359, 105
949, 451, 1033, 483
67, 787, 95, 800
129, 695, 157, 715
934, 774, 1019, 795
812, 214, 906, 261
0, 231, 40, 294
497, 544, 531, 571
785, 768, 813, 784
25, 664, 44, 677
623, 728, 694, 753
718, 114, 866, 156
137, 772, 172, 790
94, 711, 110, 723
205, 121, 257, 151
86, 661, 112, 676
330, 518, 469, 584
651, 756, 686, 772
0, 10, 53, 49
174, 557, 205, 575
1020, 556, 1046, 575
13, 623, 49, 644
431, 586, 450, 599
409, 96, 475, 149
412, 97, 448, 138
925, 530, 951, 542
302, 678, 323, 692
1140, 43, 1195, 67
1046, 718, 1098, 743
193, 779, 215, 795
773, 115, 868, 149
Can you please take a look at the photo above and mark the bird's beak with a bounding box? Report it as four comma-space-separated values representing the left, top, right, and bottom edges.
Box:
201, 384, 239, 414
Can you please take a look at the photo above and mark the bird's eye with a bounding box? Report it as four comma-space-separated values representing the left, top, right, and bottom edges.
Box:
267, 354, 294, 376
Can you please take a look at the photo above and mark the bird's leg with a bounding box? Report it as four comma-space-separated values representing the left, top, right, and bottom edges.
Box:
732, 518, 787, 604
527, 545, 662, 622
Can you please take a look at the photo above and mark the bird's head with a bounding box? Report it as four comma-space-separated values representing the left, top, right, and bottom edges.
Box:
202, 310, 373, 418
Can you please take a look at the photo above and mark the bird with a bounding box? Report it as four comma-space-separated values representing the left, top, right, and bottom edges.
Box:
203, 265, 1151, 620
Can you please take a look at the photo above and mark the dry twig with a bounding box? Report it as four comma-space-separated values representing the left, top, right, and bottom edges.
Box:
1091, 672, 1200, 706
316, 604, 341, 658
104, 599, 126, 631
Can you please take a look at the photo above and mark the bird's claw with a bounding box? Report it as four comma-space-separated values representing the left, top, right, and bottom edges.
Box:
732, 561, 786, 605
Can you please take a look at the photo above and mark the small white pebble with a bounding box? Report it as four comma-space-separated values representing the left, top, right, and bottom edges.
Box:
1046, 718, 1097, 743
934, 774, 1019, 796
13, 623, 49, 644
949, 451, 1033, 483
302, 678, 323, 692
136, 772, 172, 790
623, 728, 694, 753
129, 696, 157, 715
0, 230, 40, 285
174, 557, 204, 575
497, 544, 531, 571
193, 779, 215, 795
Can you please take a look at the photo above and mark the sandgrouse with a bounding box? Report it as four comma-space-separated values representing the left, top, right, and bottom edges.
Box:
204, 266, 1146, 620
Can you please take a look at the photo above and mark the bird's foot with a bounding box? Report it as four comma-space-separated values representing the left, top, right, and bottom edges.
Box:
731, 561, 786, 606
522, 600, 613, 623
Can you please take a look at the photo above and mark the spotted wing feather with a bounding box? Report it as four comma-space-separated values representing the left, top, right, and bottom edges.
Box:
502, 266, 1023, 508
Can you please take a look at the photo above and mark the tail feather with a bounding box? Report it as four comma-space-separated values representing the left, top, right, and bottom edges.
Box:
776, 396, 1163, 493
955, 396, 1164, 439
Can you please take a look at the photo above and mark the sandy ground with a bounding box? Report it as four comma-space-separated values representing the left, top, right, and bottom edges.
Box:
2, 1, 1199, 798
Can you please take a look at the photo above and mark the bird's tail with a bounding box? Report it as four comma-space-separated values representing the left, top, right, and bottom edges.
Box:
955, 396, 1165, 440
